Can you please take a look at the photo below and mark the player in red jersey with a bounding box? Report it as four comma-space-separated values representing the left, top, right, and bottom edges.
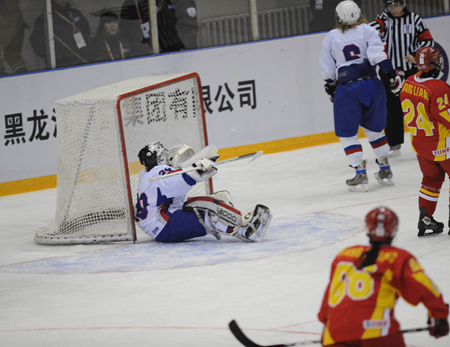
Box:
318, 206, 449, 346
400, 46, 450, 237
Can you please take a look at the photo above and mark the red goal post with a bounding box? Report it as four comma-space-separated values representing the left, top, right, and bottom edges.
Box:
35, 73, 211, 245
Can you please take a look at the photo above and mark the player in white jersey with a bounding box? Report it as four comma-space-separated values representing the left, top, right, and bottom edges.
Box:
319, 1, 403, 192
134, 142, 272, 242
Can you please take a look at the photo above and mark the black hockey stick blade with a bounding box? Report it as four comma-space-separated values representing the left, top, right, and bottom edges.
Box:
228, 320, 321, 347
229, 320, 429, 347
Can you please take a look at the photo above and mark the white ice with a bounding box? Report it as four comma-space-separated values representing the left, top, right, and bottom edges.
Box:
1, 139, 449, 347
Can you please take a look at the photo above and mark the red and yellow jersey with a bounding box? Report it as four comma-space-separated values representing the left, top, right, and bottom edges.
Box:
400, 75, 450, 161
318, 245, 448, 345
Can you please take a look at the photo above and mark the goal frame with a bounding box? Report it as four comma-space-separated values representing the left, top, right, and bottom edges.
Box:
115, 73, 210, 242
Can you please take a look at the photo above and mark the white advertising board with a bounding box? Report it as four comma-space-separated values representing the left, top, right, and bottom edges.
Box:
0, 15, 449, 184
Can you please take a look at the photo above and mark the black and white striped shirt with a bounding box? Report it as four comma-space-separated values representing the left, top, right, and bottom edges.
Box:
370, 8, 434, 72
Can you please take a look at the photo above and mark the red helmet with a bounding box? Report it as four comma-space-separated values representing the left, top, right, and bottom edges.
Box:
415, 47, 442, 71
365, 206, 399, 243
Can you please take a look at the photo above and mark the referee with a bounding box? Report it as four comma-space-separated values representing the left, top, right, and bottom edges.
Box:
370, 0, 434, 157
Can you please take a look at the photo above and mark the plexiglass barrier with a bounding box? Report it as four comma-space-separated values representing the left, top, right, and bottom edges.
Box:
0, 0, 448, 76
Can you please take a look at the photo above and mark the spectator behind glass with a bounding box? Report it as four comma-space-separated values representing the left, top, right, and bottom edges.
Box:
172, 0, 198, 50
0, 0, 28, 76
120, 0, 185, 54
309, 0, 362, 33
29, 0, 91, 68
91, 10, 149, 63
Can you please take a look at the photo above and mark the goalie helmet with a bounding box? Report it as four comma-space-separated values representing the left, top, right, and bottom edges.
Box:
138, 142, 168, 171
335, 1, 361, 25
167, 144, 195, 168
365, 206, 399, 244
415, 47, 443, 78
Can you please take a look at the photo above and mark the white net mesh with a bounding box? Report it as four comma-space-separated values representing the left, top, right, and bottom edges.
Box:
35, 73, 210, 244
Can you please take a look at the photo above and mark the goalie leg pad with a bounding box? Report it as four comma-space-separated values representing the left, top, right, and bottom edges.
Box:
184, 196, 243, 227
209, 190, 234, 207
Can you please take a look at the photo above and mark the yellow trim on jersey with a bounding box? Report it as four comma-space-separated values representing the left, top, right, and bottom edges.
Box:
435, 123, 450, 161
361, 269, 397, 339
411, 272, 441, 297
439, 109, 450, 124
408, 258, 441, 298
322, 320, 335, 346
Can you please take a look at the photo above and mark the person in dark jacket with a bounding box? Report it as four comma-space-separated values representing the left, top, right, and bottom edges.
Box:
309, 0, 363, 33
120, 0, 185, 53
172, 0, 198, 50
29, 0, 91, 68
91, 10, 148, 62
0, 0, 28, 75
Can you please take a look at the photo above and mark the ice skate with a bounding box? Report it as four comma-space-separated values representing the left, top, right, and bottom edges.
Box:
374, 156, 394, 186
346, 160, 368, 192
418, 207, 444, 237
388, 144, 401, 157
235, 205, 272, 242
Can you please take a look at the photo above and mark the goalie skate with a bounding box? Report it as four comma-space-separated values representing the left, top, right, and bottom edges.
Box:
235, 205, 272, 242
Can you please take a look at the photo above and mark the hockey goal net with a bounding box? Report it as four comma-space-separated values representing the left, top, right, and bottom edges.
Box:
35, 73, 211, 245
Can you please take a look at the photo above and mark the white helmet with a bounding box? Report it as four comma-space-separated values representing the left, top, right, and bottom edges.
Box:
335, 1, 361, 25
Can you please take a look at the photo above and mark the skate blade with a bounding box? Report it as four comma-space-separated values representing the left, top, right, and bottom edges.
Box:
418, 229, 444, 237
375, 177, 394, 186
388, 149, 401, 158
348, 184, 369, 192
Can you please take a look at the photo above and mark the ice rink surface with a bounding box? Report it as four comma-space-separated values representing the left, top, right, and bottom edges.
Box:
1, 139, 450, 347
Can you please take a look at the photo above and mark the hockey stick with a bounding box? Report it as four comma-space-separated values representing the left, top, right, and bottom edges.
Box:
229, 320, 429, 347
148, 151, 263, 182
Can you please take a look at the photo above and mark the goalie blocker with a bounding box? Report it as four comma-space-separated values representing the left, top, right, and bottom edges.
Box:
184, 191, 272, 242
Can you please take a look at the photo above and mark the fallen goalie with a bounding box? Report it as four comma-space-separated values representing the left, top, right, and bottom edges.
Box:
134, 142, 272, 243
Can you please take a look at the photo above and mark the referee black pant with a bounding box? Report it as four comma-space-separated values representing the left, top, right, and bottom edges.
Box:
380, 68, 417, 148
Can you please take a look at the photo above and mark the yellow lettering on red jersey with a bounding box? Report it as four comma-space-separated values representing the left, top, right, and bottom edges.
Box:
377, 251, 398, 264
401, 83, 409, 93
340, 247, 365, 258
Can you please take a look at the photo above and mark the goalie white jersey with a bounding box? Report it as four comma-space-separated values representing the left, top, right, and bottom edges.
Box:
134, 165, 195, 239
320, 23, 389, 82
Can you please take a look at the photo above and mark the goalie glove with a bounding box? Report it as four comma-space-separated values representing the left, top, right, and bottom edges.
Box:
324, 81, 338, 103
186, 158, 218, 182
385, 70, 405, 97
